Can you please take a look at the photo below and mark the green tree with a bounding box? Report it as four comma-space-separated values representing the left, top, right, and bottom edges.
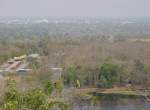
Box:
3, 79, 20, 110
64, 67, 79, 86
23, 88, 47, 110
2, 79, 69, 110
43, 80, 54, 95
99, 63, 120, 87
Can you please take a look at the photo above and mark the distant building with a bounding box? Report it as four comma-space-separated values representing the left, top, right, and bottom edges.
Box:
28, 54, 40, 59
0, 54, 40, 74
16, 68, 32, 74
8, 59, 14, 64
7, 61, 22, 70
14, 55, 27, 61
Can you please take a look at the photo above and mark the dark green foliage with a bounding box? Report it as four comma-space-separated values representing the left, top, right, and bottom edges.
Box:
99, 63, 120, 87
43, 80, 54, 95
64, 67, 79, 86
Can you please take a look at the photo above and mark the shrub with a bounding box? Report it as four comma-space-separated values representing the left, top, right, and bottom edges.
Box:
98, 63, 120, 87
64, 67, 79, 86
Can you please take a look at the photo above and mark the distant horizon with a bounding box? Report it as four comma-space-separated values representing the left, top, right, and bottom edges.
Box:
0, 16, 150, 19
0, 0, 150, 18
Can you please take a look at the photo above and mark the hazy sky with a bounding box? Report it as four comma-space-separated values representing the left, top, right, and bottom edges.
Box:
0, 0, 150, 18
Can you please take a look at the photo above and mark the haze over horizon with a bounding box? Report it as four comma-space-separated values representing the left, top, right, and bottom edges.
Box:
0, 0, 150, 18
